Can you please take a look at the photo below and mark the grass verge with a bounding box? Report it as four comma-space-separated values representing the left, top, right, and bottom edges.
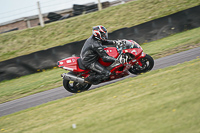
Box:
0, 0, 199, 62
0, 27, 200, 104
0, 58, 200, 132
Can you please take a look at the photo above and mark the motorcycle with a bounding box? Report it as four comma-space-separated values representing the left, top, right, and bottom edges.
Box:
57, 40, 154, 93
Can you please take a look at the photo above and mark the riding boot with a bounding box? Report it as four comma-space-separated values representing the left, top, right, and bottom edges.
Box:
85, 74, 106, 85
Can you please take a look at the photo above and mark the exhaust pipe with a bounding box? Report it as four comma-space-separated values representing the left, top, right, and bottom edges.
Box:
61, 73, 85, 84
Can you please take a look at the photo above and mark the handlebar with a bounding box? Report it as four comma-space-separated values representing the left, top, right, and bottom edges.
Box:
115, 40, 126, 48
115, 40, 126, 53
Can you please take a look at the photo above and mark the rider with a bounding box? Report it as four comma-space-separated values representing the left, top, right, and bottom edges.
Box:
80, 25, 119, 84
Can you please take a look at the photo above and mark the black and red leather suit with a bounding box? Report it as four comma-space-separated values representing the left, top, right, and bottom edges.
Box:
80, 35, 117, 83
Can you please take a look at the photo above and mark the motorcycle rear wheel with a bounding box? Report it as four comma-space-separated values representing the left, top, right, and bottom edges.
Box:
63, 79, 91, 93
129, 54, 154, 75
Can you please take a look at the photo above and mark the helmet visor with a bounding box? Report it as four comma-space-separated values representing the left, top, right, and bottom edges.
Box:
101, 32, 108, 40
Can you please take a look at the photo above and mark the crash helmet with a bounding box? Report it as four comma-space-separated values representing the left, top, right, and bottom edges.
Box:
92, 25, 108, 41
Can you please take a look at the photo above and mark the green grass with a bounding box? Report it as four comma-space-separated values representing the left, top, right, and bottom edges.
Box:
0, 58, 200, 133
0, 0, 199, 62
0, 67, 66, 103
0, 27, 200, 104
142, 27, 200, 58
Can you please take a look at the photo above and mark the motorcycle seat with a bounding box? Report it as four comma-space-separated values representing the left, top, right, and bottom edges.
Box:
77, 58, 86, 70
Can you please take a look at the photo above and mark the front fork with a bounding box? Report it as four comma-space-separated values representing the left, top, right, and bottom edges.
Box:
137, 60, 143, 67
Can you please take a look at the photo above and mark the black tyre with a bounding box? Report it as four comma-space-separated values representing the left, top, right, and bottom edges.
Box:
129, 54, 154, 75
63, 72, 91, 93
63, 79, 91, 93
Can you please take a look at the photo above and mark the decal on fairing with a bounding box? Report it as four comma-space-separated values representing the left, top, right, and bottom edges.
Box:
141, 52, 145, 57
131, 50, 137, 54
72, 59, 76, 62
106, 50, 112, 53
66, 60, 72, 63
60, 62, 64, 65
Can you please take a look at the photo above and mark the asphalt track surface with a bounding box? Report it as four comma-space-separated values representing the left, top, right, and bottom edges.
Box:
0, 47, 200, 117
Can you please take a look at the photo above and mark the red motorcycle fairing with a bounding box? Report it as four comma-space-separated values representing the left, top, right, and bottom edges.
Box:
57, 57, 88, 73
98, 47, 119, 66
122, 47, 143, 58
98, 47, 133, 80
122, 47, 146, 67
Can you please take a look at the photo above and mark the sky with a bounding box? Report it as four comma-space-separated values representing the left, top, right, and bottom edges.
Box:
0, 0, 115, 24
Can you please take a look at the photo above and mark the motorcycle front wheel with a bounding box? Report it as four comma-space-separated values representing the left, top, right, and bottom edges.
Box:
129, 54, 154, 75
63, 79, 91, 93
